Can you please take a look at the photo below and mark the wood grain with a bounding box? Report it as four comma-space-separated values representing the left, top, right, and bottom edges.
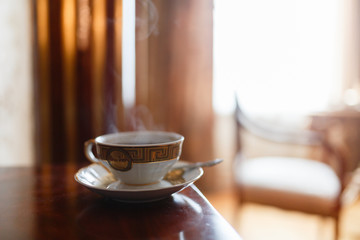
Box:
0, 164, 241, 240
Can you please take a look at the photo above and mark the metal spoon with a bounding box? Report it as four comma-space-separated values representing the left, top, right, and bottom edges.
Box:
172, 158, 223, 171
163, 158, 223, 185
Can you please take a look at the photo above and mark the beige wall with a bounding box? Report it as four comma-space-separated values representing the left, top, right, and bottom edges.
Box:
0, 0, 34, 166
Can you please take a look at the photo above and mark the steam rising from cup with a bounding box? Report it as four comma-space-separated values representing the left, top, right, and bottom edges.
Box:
109, 0, 160, 134
122, 0, 159, 110
136, 0, 159, 41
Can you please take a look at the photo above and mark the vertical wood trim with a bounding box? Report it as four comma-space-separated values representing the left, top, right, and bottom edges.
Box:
147, 0, 171, 127
104, 0, 117, 133
62, 0, 77, 164
48, 0, 65, 163
115, 0, 124, 130
135, 1, 150, 108
75, 0, 93, 162
91, 0, 106, 136
35, 0, 52, 164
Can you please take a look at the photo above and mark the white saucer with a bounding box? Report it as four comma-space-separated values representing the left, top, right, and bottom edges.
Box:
75, 161, 204, 202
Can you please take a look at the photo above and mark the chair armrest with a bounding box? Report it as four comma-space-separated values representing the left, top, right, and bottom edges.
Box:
318, 130, 347, 191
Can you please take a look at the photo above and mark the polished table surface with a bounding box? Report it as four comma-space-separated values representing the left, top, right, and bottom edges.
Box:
0, 164, 241, 240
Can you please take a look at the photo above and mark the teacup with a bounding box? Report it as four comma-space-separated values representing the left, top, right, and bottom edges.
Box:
84, 131, 184, 185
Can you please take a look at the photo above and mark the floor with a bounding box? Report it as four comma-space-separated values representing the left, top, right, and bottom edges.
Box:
205, 187, 360, 240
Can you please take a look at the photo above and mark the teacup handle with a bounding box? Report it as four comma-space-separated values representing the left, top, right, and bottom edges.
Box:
84, 139, 112, 173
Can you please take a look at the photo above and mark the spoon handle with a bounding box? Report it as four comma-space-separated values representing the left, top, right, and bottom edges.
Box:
177, 158, 223, 170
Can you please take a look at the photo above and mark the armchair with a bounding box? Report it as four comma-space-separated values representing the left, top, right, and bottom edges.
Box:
233, 99, 349, 240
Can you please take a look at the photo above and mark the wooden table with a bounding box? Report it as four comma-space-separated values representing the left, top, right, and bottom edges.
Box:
0, 164, 241, 240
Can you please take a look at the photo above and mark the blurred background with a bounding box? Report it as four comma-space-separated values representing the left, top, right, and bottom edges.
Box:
1, 0, 360, 239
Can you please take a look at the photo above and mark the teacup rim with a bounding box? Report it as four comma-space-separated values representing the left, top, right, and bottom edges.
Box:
95, 130, 184, 147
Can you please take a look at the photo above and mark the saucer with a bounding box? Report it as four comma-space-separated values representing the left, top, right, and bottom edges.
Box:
74, 161, 204, 202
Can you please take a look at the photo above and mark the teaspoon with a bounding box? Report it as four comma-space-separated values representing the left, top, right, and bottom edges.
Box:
164, 158, 223, 184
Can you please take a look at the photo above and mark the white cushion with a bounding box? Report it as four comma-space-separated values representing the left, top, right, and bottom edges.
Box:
234, 156, 341, 200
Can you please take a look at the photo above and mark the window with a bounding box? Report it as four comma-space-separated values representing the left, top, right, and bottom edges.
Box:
213, 0, 359, 120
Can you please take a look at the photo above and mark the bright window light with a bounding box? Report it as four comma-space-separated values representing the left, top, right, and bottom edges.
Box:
213, 0, 342, 116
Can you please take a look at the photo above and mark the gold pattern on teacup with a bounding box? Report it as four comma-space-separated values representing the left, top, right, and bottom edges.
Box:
99, 143, 181, 164
107, 149, 133, 171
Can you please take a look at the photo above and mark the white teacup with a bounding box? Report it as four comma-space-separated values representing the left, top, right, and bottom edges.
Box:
84, 131, 184, 185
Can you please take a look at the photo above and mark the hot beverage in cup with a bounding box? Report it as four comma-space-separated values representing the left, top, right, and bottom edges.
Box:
84, 131, 184, 185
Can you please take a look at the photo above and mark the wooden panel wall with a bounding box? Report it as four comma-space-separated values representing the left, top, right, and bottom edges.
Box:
135, 0, 214, 164
32, 0, 214, 165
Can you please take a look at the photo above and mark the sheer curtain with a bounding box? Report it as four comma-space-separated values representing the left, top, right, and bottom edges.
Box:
0, 1, 33, 166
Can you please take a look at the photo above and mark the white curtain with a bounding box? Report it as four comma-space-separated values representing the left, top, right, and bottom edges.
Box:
0, 0, 34, 166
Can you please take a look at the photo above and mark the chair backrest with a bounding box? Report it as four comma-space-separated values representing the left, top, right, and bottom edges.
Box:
234, 97, 322, 146
234, 96, 348, 190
